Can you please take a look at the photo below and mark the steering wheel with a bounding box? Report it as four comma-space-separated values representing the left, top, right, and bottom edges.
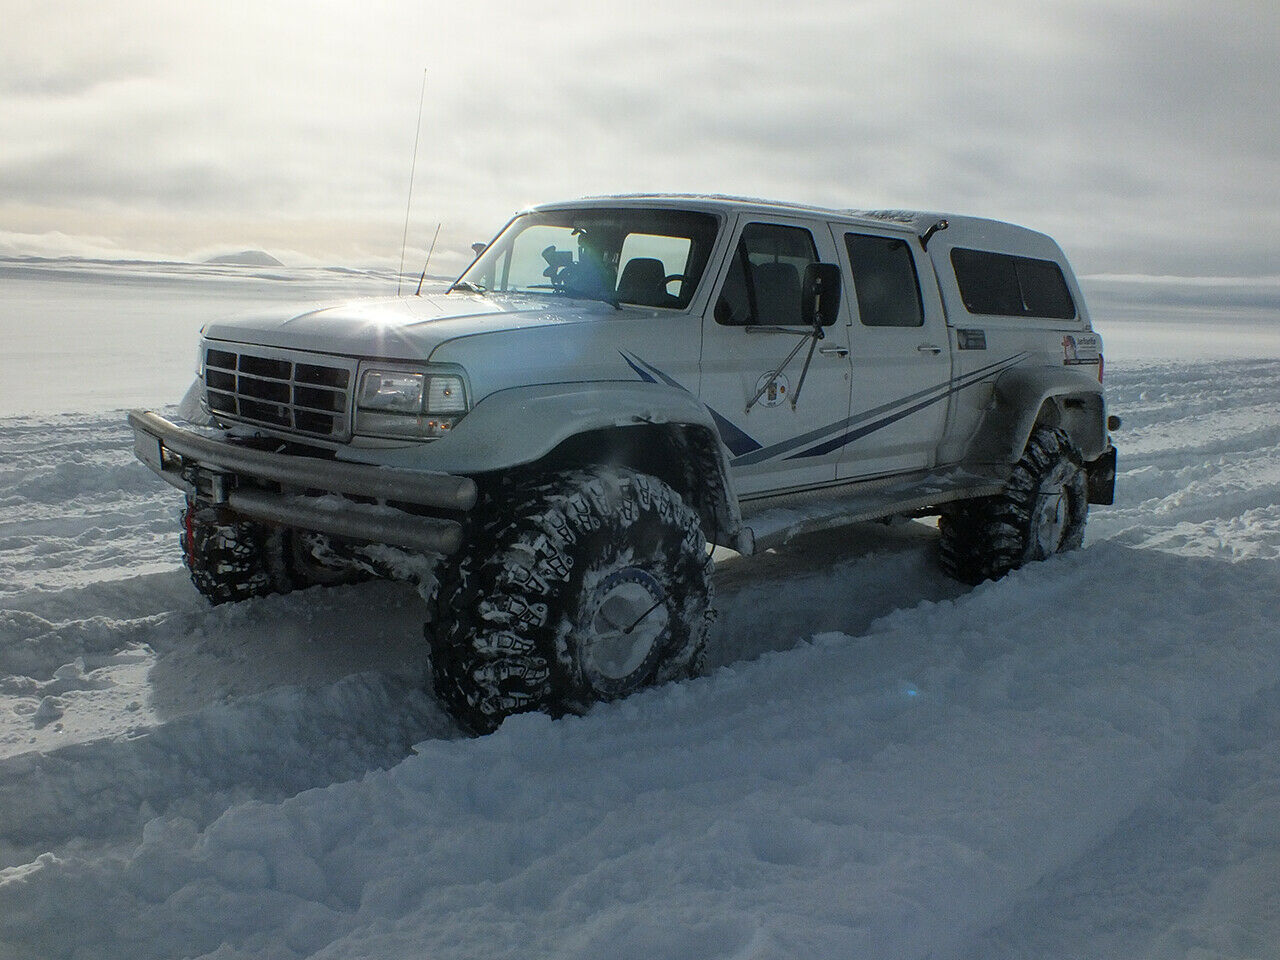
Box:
664, 274, 686, 291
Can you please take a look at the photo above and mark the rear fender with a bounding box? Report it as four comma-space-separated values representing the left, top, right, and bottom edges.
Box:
964, 366, 1109, 467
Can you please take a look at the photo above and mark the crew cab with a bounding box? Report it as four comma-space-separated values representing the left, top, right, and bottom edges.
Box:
130, 195, 1117, 732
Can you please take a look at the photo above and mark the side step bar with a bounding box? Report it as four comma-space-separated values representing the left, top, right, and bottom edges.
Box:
737, 468, 1006, 555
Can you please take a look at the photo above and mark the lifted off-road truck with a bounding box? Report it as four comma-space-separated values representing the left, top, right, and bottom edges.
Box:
130, 196, 1117, 732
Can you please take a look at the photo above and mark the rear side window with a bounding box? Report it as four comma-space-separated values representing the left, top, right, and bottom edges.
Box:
845, 233, 924, 327
950, 248, 1076, 320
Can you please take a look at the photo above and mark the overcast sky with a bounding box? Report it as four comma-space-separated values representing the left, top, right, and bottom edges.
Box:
1, 0, 1276, 277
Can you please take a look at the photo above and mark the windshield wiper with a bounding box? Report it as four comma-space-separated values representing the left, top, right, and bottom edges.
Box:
447, 280, 487, 296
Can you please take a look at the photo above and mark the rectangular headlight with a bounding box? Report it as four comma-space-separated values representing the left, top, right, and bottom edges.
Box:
359, 371, 425, 413
354, 367, 468, 440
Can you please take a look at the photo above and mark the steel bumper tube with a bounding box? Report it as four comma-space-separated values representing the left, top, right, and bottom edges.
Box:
127, 410, 475, 554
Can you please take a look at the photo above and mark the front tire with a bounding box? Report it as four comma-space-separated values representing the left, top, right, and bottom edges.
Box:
428, 467, 713, 734
938, 426, 1088, 585
181, 500, 290, 605
180, 500, 360, 605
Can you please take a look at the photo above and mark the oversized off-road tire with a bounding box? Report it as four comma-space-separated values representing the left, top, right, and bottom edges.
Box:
938, 426, 1088, 585
180, 500, 359, 605
181, 499, 290, 605
428, 467, 713, 734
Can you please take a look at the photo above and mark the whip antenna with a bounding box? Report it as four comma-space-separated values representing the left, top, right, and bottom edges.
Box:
396, 68, 428, 296
415, 222, 442, 296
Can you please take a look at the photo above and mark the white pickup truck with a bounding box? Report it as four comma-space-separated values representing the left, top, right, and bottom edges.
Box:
130, 195, 1118, 732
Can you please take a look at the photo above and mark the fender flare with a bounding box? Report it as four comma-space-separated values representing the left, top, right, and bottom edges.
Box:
964, 366, 1108, 467
337, 380, 742, 532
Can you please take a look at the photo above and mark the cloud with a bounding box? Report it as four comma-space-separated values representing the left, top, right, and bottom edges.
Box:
0, 229, 172, 262
0, 0, 1275, 277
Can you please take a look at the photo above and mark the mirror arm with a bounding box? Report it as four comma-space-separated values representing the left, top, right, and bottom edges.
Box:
789, 319, 825, 411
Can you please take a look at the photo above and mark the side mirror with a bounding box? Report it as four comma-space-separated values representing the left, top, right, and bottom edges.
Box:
801, 262, 842, 327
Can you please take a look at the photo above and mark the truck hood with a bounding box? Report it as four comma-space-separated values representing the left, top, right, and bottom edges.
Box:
201, 293, 621, 361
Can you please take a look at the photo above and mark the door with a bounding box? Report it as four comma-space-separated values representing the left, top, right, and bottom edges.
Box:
699, 216, 853, 496
835, 228, 952, 479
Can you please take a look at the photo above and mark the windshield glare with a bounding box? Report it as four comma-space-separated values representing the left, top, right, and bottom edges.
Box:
459, 208, 720, 309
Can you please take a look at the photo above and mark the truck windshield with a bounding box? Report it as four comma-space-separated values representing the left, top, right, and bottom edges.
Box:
455, 208, 720, 310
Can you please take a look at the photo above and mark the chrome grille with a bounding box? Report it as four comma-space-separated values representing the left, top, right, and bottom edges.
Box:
204, 345, 355, 439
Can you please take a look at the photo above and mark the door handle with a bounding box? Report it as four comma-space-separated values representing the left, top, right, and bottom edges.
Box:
818, 346, 849, 357
917, 343, 944, 354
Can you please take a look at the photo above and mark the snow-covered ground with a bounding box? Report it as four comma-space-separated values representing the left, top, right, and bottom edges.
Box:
1, 261, 1279, 959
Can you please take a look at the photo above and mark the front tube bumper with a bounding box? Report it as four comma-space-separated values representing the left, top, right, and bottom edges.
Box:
127, 410, 476, 554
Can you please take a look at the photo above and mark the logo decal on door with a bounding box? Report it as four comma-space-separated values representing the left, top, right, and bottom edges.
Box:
753, 373, 790, 408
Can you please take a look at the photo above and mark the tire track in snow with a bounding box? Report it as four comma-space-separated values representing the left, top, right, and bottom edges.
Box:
0, 411, 180, 600
0, 673, 456, 870
1093, 360, 1280, 546
1, 573, 451, 867
963, 678, 1280, 959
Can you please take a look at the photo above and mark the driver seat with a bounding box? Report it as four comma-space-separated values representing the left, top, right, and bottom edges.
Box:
617, 257, 679, 308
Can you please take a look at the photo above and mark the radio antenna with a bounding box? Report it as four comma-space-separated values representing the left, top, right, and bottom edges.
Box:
396, 68, 428, 296
415, 222, 442, 296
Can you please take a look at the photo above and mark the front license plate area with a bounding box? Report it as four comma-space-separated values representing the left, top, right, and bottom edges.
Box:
133, 430, 165, 472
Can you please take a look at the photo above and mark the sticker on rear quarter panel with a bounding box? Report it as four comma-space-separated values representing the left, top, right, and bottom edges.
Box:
1062, 333, 1101, 364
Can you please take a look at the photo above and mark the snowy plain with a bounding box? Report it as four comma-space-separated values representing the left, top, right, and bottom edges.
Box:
1, 259, 1279, 958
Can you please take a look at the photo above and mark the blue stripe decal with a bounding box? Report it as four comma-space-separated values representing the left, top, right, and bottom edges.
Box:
741, 353, 1027, 465
785, 354, 1029, 460
788, 391, 949, 459
621, 351, 763, 457
619, 351, 658, 384
732, 379, 947, 467
708, 410, 764, 457
623, 349, 1026, 466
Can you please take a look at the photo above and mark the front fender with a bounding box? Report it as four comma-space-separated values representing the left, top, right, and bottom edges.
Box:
336, 381, 724, 475
964, 366, 1109, 466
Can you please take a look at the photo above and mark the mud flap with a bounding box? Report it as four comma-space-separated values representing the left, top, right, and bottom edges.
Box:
1086, 446, 1117, 505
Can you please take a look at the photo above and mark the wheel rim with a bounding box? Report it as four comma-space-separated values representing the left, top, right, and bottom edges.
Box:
290, 531, 352, 586
1031, 475, 1070, 557
582, 567, 669, 690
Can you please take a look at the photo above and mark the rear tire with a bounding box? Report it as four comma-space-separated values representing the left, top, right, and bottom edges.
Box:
938, 426, 1088, 585
428, 467, 713, 734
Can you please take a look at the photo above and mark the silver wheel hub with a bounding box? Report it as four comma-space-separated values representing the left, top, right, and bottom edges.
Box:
583, 567, 668, 687
1031, 479, 1069, 556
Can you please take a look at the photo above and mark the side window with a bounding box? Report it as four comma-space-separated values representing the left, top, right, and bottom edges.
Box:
844, 233, 924, 327
715, 223, 819, 326
951, 248, 1076, 320
1015, 256, 1076, 318
618, 232, 692, 306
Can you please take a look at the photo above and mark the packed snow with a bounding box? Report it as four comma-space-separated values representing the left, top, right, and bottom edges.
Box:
1, 260, 1279, 959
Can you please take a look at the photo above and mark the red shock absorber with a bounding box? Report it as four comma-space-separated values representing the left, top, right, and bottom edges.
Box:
183, 502, 197, 567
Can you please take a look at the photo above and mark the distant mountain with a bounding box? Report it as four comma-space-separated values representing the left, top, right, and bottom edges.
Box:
204, 250, 283, 267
